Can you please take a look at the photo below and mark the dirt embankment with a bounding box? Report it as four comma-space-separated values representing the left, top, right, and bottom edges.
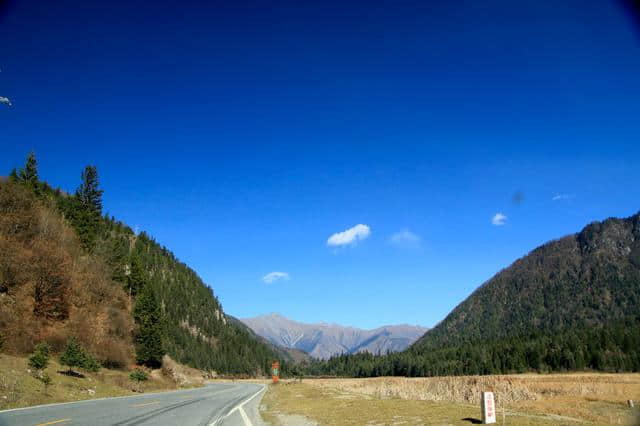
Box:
0, 353, 205, 410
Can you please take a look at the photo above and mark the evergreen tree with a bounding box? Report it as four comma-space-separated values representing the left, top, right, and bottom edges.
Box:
58, 165, 104, 251
76, 165, 103, 214
20, 151, 39, 186
127, 254, 146, 297
134, 281, 165, 367
59, 338, 86, 374
59, 338, 100, 373
28, 343, 51, 370
108, 236, 130, 284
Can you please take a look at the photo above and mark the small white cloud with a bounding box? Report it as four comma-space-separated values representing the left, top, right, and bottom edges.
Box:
389, 229, 421, 246
552, 193, 573, 201
262, 272, 290, 284
327, 224, 371, 247
491, 212, 507, 226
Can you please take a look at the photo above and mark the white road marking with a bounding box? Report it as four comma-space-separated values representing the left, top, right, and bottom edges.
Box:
208, 384, 266, 426
238, 406, 252, 426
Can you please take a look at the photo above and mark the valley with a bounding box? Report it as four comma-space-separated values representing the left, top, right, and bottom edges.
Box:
2, 0, 639, 423
242, 313, 428, 360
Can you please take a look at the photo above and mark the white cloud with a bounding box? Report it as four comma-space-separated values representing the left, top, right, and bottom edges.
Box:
327, 224, 371, 247
389, 229, 421, 246
491, 212, 507, 226
552, 193, 573, 201
262, 272, 290, 284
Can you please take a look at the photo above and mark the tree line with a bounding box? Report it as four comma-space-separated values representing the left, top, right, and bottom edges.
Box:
300, 316, 640, 377
7, 152, 283, 375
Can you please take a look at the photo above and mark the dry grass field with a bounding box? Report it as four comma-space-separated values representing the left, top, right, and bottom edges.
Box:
260, 374, 640, 425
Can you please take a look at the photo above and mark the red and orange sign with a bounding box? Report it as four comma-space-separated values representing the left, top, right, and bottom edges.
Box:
271, 361, 280, 384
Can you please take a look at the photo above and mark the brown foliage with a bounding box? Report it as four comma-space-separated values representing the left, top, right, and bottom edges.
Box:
32, 241, 71, 320
0, 182, 134, 367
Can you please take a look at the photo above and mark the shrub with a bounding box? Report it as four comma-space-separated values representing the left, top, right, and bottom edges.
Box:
129, 368, 148, 383
0, 331, 4, 351
38, 371, 52, 393
28, 342, 51, 370
59, 338, 101, 373
82, 353, 101, 372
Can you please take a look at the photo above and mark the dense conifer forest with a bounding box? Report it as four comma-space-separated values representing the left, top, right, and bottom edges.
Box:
1, 152, 285, 375
303, 211, 640, 377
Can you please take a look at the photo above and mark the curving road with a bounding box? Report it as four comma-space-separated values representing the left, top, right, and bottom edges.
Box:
0, 382, 266, 426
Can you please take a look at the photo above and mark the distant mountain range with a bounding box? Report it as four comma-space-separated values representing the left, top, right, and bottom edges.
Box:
242, 313, 428, 359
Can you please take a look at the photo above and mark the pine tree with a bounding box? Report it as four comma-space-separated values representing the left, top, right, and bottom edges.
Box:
60, 165, 104, 251
59, 337, 100, 373
59, 338, 86, 374
109, 236, 130, 284
76, 165, 103, 214
127, 254, 147, 297
134, 281, 165, 367
21, 151, 39, 185
28, 343, 51, 370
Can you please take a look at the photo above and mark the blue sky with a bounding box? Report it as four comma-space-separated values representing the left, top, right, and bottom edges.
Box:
1, 0, 639, 329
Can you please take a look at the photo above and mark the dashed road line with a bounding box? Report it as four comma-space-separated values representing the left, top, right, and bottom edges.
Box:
132, 401, 160, 408
35, 419, 71, 426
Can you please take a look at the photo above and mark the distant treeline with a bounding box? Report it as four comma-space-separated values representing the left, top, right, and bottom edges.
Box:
300, 316, 640, 377
298, 208, 640, 378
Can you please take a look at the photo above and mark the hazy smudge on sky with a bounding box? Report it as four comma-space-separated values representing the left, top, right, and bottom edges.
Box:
512, 191, 524, 206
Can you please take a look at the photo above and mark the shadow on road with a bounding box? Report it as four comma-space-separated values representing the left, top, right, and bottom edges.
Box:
461, 418, 482, 424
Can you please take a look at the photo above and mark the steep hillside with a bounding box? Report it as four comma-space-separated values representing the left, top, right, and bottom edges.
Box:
304, 212, 640, 377
1, 154, 284, 376
94, 222, 278, 374
226, 315, 311, 364
0, 181, 134, 367
414, 212, 640, 350
242, 313, 427, 359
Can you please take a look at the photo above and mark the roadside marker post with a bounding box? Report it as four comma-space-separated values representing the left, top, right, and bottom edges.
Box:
271, 361, 280, 384
481, 391, 497, 424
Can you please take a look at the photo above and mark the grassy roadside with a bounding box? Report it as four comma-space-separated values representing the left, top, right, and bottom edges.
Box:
259, 375, 640, 425
0, 353, 195, 410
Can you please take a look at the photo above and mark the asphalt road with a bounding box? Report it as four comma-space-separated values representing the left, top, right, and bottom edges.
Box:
0, 382, 266, 426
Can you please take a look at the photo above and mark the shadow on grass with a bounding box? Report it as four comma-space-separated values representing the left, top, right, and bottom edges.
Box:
57, 370, 85, 378
461, 418, 482, 424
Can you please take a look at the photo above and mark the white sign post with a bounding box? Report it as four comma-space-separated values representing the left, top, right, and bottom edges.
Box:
481, 391, 497, 424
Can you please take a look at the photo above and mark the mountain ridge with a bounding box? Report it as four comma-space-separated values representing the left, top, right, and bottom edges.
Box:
301, 211, 640, 377
242, 313, 428, 359
1, 157, 284, 376
414, 211, 640, 351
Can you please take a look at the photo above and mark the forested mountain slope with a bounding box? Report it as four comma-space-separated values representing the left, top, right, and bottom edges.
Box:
0, 180, 134, 368
94, 221, 278, 374
0, 153, 283, 376
304, 212, 640, 377
414, 212, 640, 350
226, 315, 311, 364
